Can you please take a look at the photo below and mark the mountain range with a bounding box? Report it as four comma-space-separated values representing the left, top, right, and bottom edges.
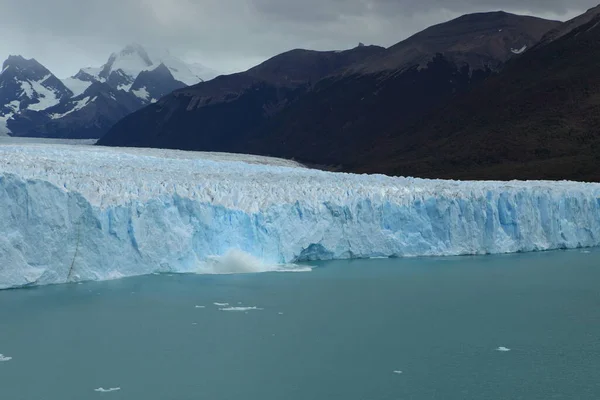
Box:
0, 44, 218, 138
98, 11, 564, 175
5, 5, 600, 182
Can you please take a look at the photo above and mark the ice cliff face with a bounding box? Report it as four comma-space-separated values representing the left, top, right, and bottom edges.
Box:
1, 143, 600, 289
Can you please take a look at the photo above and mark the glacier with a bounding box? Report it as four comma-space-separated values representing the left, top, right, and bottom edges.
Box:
1, 142, 600, 289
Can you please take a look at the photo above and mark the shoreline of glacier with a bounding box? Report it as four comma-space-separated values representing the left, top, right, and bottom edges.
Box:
1, 143, 600, 289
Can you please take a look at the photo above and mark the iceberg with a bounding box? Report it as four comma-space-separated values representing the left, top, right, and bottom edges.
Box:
0, 142, 600, 289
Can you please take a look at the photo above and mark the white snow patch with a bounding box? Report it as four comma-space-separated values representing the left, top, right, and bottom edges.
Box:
0, 101, 21, 136
20, 81, 34, 98
79, 67, 102, 80
100, 45, 219, 86
0, 354, 12, 362
496, 347, 511, 352
213, 303, 229, 307
94, 387, 121, 393
117, 83, 133, 92
62, 77, 92, 97
50, 96, 90, 119
7, 100, 20, 112
0, 114, 14, 136
19, 78, 62, 111
132, 87, 150, 101
511, 45, 527, 55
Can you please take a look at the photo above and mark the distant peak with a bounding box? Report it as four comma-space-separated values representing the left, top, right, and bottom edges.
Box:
121, 43, 146, 54
2, 55, 45, 72
118, 43, 153, 66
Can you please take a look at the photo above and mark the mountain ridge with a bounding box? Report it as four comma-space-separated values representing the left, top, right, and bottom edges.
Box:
99, 11, 561, 170
351, 9, 600, 181
97, 44, 387, 148
0, 44, 219, 138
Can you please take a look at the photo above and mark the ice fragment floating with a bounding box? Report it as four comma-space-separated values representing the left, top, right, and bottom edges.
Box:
94, 387, 121, 393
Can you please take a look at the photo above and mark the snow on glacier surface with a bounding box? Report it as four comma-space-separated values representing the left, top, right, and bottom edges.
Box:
0, 142, 600, 289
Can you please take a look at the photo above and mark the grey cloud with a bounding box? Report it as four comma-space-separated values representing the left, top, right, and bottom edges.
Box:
0, 0, 596, 77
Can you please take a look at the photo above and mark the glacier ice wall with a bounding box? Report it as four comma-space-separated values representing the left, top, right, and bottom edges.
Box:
1, 143, 600, 288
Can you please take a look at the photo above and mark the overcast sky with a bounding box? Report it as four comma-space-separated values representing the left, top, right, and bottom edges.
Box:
0, 0, 597, 77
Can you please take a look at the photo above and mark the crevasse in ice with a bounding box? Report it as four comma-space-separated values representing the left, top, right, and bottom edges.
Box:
1, 143, 599, 289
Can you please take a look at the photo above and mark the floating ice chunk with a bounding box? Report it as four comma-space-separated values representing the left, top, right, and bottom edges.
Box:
0, 354, 12, 362
220, 306, 263, 312
94, 387, 121, 393
214, 302, 229, 307
195, 305, 205, 309
496, 347, 511, 352
393, 370, 403, 374
275, 266, 313, 273
278, 312, 284, 315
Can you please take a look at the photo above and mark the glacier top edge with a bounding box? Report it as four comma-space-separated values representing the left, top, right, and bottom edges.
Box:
0, 142, 598, 213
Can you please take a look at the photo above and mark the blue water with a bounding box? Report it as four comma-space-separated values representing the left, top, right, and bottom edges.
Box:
1, 249, 600, 399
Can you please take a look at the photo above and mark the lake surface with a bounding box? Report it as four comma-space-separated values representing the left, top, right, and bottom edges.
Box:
1, 249, 600, 400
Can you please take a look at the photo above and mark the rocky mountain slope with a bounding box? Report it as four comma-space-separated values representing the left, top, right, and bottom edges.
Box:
353, 5, 600, 181
1, 44, 218, 138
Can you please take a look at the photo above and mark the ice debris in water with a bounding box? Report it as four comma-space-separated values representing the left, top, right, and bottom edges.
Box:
496, 347, 511, 352
220, 306, 263, 312
94, 387, 121, 393
0, 354, 12, 362
213, 303, 229, 307
393, 370, 403, 374
195, 305, 205, 308
2, 143, 600, 289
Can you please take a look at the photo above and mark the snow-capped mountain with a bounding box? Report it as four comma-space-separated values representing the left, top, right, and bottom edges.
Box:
0, 44, 219, 139
67, 43, 218, 96
0, 56, 73, 135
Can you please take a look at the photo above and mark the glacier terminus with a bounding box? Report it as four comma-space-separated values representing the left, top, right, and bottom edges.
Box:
1, 142, 600, 289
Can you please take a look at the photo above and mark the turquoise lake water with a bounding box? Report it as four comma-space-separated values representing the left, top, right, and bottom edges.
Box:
1, 249, 600, 399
